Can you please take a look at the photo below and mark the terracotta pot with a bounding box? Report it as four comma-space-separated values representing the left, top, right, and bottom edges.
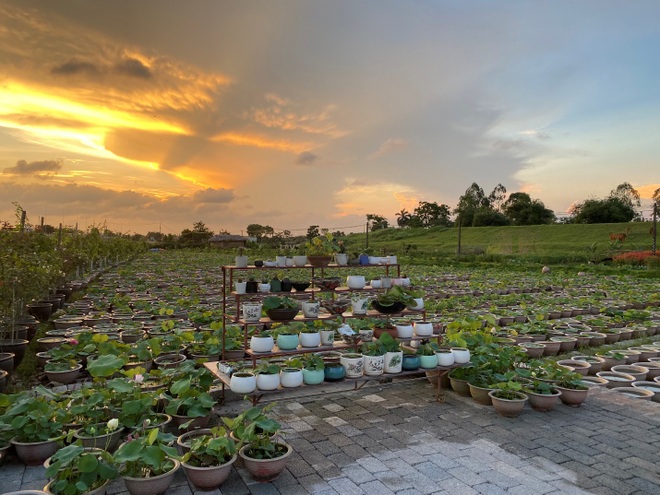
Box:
489, 391, 528, 418
527, 390, 561, 412
122, 459, 180, 495
468, 383, 495, 406
73, 426, 125, 452
182, 455, 237, 491
555, 386, 589, 407
239, 442, 292, 482
11, 438, 62, 466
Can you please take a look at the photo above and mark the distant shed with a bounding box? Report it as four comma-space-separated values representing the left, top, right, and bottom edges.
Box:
208, 234, 249, 249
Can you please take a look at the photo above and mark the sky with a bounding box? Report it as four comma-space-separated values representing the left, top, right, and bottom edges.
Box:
0, 0, 659, 235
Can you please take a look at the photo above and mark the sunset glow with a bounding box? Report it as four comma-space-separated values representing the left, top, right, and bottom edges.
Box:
1, 0, 659, 234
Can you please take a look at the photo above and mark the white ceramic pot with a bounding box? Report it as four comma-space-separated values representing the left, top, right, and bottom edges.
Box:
299, 332, 321, 348
258, 283, 271, 293
346, 275, 366, 289
320, 330, 335, 346
452, 347, 471, 364
276, 255, 287, 267
369, 256, 381, 265
280, 368, 303, 388
380, 277, 392, 289
230, 372, 257, 394
436, 350, 455, 367
396, 323, 414, 339
384, 351, 403, 373
243, 303, 263, 322
301, 301, 320, 318
340, 353, 364, 378
335, 253, 349, 266
351, 298, 369, 315
414, 322, 434, 337
256, 372, 280, 391
408, 298, 424, 311
364, 355, 385, 376
370, 279, 382, 289
285, 257, 295, 267
250, 335, 274, 353
388, 255, 398, 265
293, 255, 308, 267
235, 256, 248, 268
234, 281, 247, 294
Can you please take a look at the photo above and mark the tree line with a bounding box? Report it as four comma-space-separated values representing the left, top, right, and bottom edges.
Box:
365, 181, 659, 231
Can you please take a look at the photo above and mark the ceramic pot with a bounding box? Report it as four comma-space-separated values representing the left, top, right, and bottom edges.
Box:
452, 348, 471, 364
413, 322, 433, 337
340, 353, 364, 378
243, 303, 262, 322
230, 372, 257, 394
395, 323, 414, 339
303, 368, 325, 385
301, 301, 320, 318
384, 351, 403, 373
235, 281, 247, 294
555, 386, 589, 407
280, 368, 303, 388
468, 383, 495, 406
324, 362, 345, 381
351, 298, 369, 315
235, 256, 248, 268
11, 438, 62, 466
419, 354, 438, 369
346, 275, 366, 289
256, 372, 280, 391
299, 332, 321, 348
250, 335, 274, 353
436, 350, 455, 367
276, 334, 299, 351
293, 256, 308, 267
597, 371, 636, 388
363, 355, 385, 376
335, 253, 349, 266
320, 330, 335, 346
402, 354, 421, 371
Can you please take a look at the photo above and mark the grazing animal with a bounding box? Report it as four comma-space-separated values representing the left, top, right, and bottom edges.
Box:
609, 232, 627, 242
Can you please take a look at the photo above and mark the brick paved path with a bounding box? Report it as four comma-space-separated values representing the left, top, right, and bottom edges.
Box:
2, 381, 658, 495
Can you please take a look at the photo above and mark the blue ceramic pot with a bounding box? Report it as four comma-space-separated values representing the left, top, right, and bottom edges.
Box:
324, 362, 345, 381
402, 354, 421, 371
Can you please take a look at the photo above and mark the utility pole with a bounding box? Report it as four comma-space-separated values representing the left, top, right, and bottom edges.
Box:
365, 222, 369, 249
653, 203, 657, 255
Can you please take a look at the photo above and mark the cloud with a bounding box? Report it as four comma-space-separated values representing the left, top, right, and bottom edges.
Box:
51, 59, 100, 76
295, 151, 319, 166
3, 159, 62, 176
369, 138, 408, 160
192, 187, 235, 203
114, 58, 153, 79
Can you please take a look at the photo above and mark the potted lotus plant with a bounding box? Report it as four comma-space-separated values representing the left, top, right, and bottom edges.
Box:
44, 443, 118, 495
305, 232, 338, 267
180, 426, 237, 491
228, 404, 292, 483
113, 425, 181, 495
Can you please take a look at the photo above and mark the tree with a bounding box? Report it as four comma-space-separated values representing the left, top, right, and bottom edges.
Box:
395, 209, 412, 227
488, 183, 508, 212
454, 183, 489, 226
247, 224, 274, 240
609, 182, 641, 209
366, 214, 389, 231
653, 187, 660, 209
502, 192, 555, 225
412, 201, 452, 227
570, 197, 636, 223
179, 221, 213, 246
306, 225, 320, 240
472, 209, 509, 227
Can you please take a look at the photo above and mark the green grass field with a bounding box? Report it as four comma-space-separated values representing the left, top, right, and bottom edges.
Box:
342, 222, 657, 266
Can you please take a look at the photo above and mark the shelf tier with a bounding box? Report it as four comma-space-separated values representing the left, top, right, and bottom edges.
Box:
236, 308, 425, 325
223, 263, 399, 270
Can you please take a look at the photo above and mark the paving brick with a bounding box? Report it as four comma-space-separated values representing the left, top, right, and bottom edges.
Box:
356, 480, 395, 495
297, 473, 332, 493
342, 465, 375, 484
356, 457, 390, 474
324, 477, 364, 495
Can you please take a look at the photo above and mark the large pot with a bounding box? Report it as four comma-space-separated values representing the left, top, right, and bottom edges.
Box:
239, 442, 292, 483
122, 459, 180, 495
182, 455, 237, 491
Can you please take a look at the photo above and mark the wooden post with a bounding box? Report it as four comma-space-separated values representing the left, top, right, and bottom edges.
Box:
40, 216, 44, 231
19, 209, 26, 233
365, 222, 369, 249
457, 219, 462, 256
653, 203, 657, 255
57, 223, 63, 249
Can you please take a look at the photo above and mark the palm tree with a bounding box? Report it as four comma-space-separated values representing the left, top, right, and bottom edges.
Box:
396, 209, 411, 227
